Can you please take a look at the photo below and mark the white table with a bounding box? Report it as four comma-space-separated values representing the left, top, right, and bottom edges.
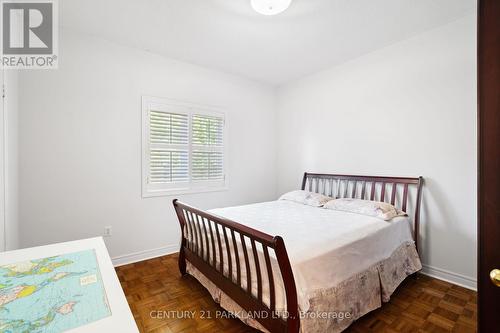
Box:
0, 237, 138, 332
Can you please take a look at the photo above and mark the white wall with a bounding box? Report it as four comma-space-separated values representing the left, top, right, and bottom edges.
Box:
17, 15, 477, 289
18, 28, 277, 263
4, 70, 19, 250
276, 15, 477, 288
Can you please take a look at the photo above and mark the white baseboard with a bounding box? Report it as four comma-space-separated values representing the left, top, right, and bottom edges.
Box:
112, 244, 179, 267
421, 264, 477, 291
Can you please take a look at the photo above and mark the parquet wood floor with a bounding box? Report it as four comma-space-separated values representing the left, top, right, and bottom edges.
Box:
116, 253, 477, 333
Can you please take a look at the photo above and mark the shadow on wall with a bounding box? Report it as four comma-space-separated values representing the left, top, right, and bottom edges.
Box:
420, 177, 477, 282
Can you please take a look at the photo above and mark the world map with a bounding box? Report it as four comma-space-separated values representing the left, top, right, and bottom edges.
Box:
0, 249, 112, 332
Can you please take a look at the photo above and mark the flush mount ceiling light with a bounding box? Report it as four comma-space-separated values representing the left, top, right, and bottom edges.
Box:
251, 0, 292, 16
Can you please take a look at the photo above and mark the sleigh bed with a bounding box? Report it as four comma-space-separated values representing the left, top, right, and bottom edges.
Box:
173, 173, 424, 333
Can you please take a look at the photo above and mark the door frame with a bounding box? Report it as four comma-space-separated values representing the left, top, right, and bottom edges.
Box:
0, 69, 4, 252
477, 0, 500, 331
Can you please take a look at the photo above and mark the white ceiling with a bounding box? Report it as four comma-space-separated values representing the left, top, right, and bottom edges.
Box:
60, 0, 475, 86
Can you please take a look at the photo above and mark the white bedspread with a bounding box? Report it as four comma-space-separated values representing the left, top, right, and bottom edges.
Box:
208, 200, 414, 312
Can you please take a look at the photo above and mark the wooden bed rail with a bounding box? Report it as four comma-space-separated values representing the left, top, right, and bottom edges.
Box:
301, 173, 424, 253
173, 199, 300, 333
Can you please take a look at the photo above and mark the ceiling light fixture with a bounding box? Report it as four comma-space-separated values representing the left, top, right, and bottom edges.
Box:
251, 0, 292, 16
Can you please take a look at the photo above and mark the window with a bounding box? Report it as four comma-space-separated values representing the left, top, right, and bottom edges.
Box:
142, 97, 227, 197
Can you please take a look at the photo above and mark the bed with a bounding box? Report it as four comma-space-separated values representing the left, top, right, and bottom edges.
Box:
173, 173, 424, 333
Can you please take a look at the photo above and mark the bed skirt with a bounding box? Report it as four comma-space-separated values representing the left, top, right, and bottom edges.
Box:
186, 241, 422, 333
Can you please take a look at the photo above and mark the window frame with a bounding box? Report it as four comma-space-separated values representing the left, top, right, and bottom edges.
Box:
142, 96, 228, 198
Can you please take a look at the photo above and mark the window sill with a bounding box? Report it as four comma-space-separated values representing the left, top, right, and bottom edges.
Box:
142, 186, 229, 198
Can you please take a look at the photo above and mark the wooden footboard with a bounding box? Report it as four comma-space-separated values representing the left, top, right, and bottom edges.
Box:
173, 199, 300, 333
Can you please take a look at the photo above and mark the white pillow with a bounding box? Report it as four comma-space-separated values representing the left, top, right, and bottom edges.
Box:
279, 190, 333, 207
323, 198, 407, 221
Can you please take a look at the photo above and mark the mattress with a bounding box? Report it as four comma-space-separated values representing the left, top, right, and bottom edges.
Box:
206, 200, 415, 312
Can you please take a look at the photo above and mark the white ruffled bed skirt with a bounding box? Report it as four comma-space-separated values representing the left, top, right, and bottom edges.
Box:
186, 242, 422, 333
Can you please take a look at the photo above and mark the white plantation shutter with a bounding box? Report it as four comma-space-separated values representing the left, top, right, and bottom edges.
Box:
192, 114, 224, 146
143, 97, 226, 196
191, 115, 225, 181
150, 111, 188, 145
148, 111, 189, 183
149, 149, 189, 183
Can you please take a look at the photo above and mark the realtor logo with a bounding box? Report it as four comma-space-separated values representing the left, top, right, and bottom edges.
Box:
1, 0, 58, 69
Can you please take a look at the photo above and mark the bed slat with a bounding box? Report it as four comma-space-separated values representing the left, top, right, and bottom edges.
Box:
231, 229, 242, 285
391, 183, 397, 205
263, 245, 276, 312
240, 234, 252, 294
251, 239, 263, 302
208, 218, 216, 267
198, 214, 209, 261
188, 211, 200, 256
215, 222, 224, 273
184, 210, 193, 251
196, 214, 205, 258
223, 226, 232, 279
402, 183, 409, 212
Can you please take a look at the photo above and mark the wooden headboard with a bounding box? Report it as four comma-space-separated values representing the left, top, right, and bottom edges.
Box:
301, 172, 424, 253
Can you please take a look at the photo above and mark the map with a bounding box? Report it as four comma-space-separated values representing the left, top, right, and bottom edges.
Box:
0, 249, 112, 333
